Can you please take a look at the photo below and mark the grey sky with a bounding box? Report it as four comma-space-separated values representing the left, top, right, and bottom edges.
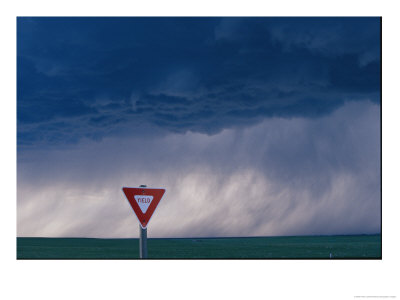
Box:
17, 100, 380, 237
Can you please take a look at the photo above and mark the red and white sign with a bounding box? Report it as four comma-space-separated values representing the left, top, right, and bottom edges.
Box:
122, 187, 165, 228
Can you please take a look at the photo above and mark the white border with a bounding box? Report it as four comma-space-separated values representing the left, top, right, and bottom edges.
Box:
4, 1, 399, 300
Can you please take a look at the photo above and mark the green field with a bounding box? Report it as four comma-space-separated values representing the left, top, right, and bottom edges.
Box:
17, 234, 381, 259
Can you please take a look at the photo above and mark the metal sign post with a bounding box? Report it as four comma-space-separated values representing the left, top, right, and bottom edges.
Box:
139, 185, 148, 259
140, 224, 148, 259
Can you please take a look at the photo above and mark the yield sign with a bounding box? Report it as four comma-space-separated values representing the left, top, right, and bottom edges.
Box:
122, 187, 166, 229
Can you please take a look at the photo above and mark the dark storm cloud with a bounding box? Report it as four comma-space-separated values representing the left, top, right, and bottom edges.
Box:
17, 17, 380, 146
16, 17, 381, 238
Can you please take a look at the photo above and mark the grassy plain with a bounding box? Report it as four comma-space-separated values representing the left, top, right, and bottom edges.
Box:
17, 234, 381, 259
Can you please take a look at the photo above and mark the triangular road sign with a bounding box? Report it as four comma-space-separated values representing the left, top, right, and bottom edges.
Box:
122, 187, 166, 228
